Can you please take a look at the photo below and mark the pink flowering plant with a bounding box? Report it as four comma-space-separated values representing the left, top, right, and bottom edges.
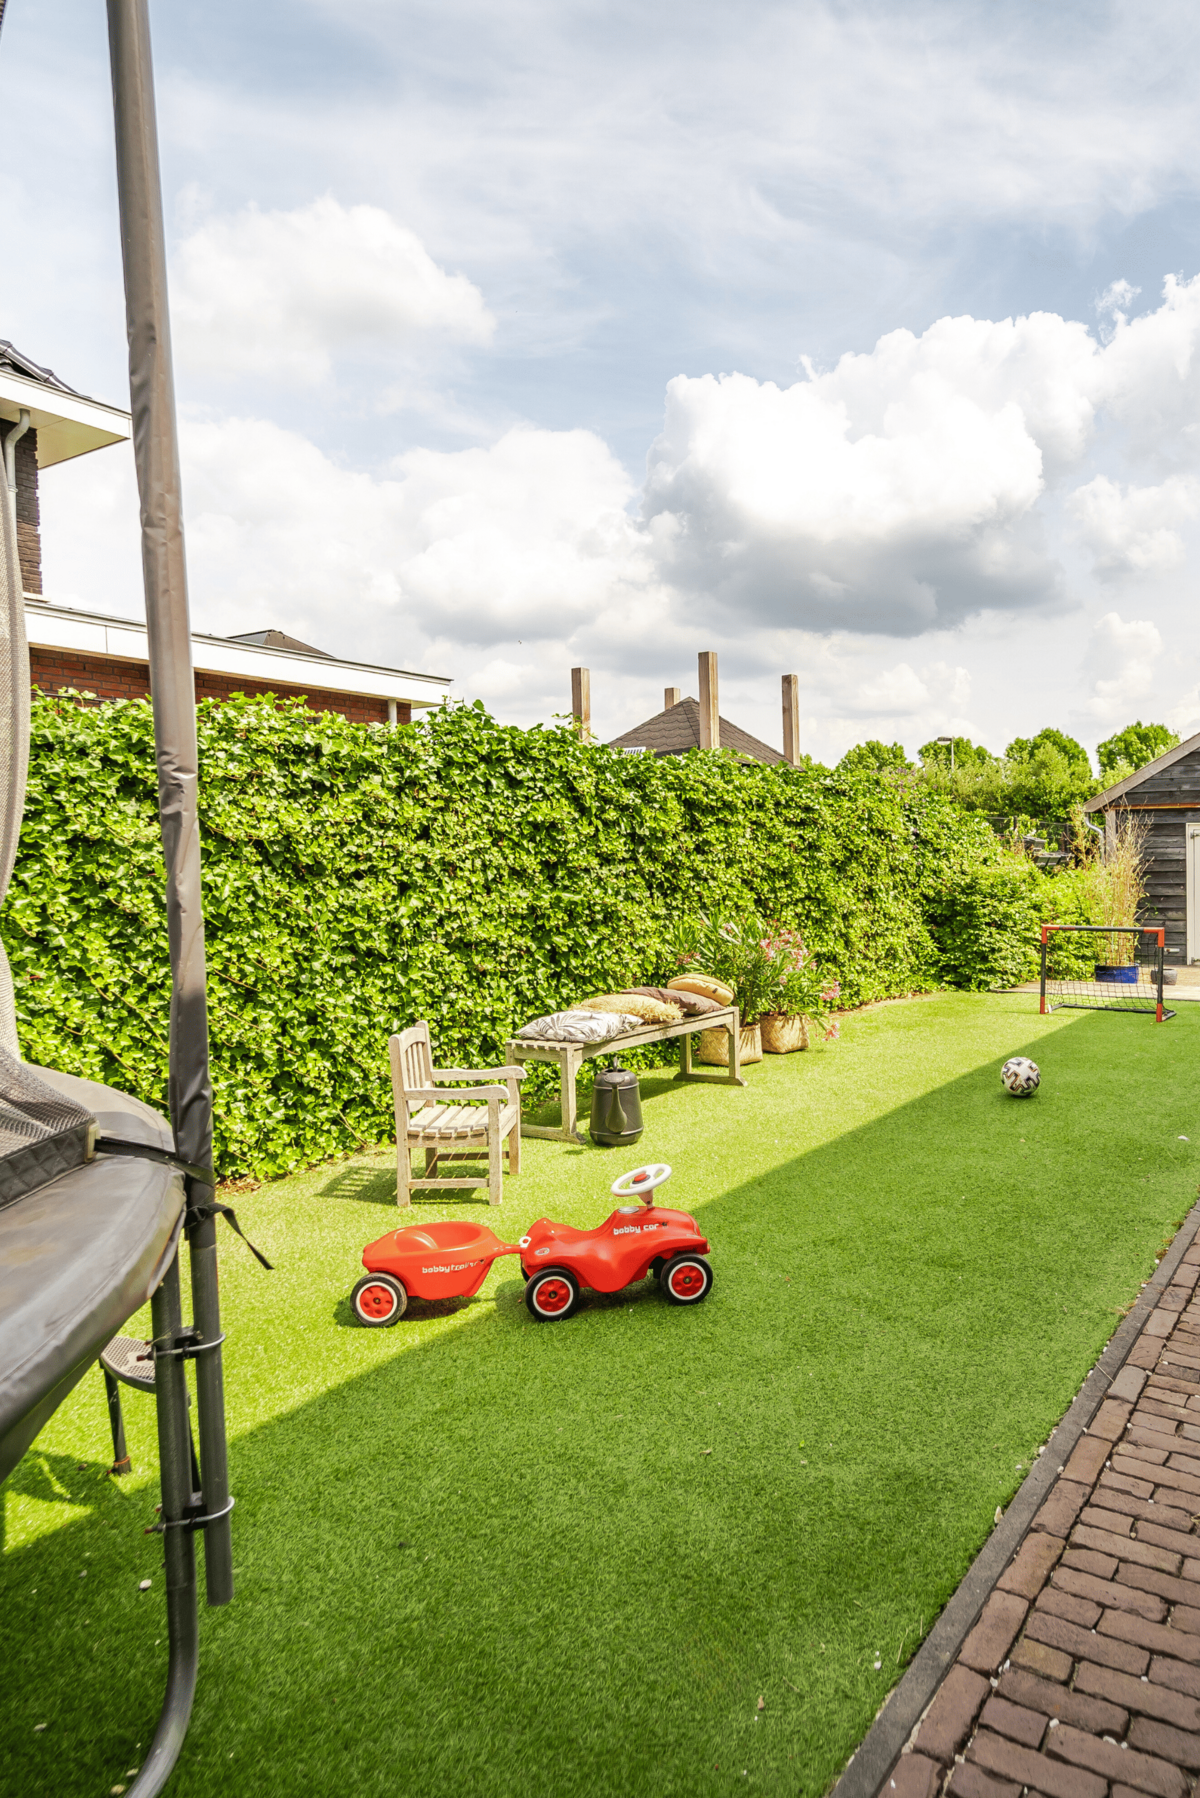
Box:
669, 914, 841, 1037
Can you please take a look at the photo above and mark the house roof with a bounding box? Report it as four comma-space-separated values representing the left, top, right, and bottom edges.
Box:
0, 340, 130, 468
227, 628, 332, 658
608, 695, 783, 764
1083, 728, 1200, 810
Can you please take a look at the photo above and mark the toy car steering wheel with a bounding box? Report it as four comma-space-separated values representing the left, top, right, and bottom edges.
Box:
611, 1163, 672, 1204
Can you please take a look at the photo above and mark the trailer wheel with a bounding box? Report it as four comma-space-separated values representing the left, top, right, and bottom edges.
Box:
351, 1273, 407, 1326
659, 1254, 713, 1306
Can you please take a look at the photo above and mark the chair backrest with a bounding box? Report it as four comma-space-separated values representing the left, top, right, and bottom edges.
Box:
389, 1023, 435, 1116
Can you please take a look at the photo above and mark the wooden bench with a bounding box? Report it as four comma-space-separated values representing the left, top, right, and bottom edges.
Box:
505, 1005, 746, 1144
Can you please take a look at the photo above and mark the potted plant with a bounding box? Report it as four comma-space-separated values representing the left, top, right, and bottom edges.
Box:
668, 915, 840, 1061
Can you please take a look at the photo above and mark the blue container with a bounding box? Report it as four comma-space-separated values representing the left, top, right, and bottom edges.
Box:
1094, 963, 1139, 983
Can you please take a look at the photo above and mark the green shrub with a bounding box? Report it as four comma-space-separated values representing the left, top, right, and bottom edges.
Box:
5, 693, 1092, 1177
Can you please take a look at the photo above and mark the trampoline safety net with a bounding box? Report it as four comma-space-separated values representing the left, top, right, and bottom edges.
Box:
0, 1049, 96, 1211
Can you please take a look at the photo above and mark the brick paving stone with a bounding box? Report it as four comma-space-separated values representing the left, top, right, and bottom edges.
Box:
1102, 1470, 1157, 1501
1147, 1309, 1180, 1338
883, 1753, 941, 1798
1043, 1722, 1188, 1798
1166, 1452, 1200, 1481
1129, 1425, 1188, 1458
1112, 1366, 1150, 1402
1162, 1348, 1200, 1371
1098, 1611, 1200, 1664
1025, 1609, 1150, 1674
947, 1762, 1020, 1798
969, 1728, 1106, 1798
1122, 1444, 1170, 1468
1035, 1485, 1093, 1539
1139, 1397, 1190, 1425
1091, 1399, 1135, 1440
1091, 1490, 1196, 1531
999, 1533, 1067, 1599
1134, 1518, 1200, 1556
1184, 1557, 1200, 1581
1053, 1566, 1167, 1620
1117, 1564, 1200, 1607
960, 1591, 1029, 1675
1071, 1662, 1200, 1730
996, 1666, 1127, 1734
1127, 1717, 1200, 1771
1062, 1547, 1119, 1579
912, 1664, 990, 1765
1149, 1657, 1200, 1699
1072, 1524, 1182, 1574
1011, 1638, 1074, 1682
980, 1695, 1046, 1747
1080, 1503, 1134, 1536
1065, 1436, 1113, 1485
1169, 1603, 1200, 1635
1160, 1287, 1191, 1311
1129, 1338, 1165, 1370
1129, 1465, 1200, 1501
1035, 1587, 1101, 1628
1147, 1373, 1200, 1398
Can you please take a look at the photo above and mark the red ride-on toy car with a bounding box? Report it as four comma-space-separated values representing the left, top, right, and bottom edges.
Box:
519, 1163, 712, 1321
351, 1220, 520, 1326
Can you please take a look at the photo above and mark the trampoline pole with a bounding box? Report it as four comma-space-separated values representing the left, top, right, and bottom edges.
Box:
126, 1250, 198, 1798
106, 0, 234, 1610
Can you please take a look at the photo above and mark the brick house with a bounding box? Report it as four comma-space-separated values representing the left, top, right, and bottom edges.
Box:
3, 340, 450, 723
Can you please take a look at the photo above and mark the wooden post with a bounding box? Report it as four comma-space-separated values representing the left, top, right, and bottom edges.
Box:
570, 667, 591, 742
1105, 809, 1117, 858
664, 686, 681, 710
698, 652, 719, 749
781, 674, 800, 765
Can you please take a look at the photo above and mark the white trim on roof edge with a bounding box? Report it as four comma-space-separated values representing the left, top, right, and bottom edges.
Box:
24, 599, 451, 708
1083, 728, 1200, 810
0, 371, 131, 468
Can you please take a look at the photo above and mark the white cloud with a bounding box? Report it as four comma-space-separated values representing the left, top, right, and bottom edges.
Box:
1078, 611, 1163, 723
1068, 474, 1200, 577
172, 198, 494, 382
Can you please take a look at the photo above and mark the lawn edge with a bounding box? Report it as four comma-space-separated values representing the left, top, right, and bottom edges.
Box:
829, 1190, 1200, 1798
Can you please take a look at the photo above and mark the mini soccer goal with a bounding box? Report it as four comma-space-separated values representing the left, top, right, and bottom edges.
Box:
1039, 925, 1175, 1021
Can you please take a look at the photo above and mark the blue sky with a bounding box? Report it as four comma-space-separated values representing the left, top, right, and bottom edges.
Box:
4, 0, 1200, 761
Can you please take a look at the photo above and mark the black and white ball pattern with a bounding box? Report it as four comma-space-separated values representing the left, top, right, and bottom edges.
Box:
1001, 1056, 1040, 1096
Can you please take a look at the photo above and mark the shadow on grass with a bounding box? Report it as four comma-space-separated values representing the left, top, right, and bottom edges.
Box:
4, 1008, 1197, 1798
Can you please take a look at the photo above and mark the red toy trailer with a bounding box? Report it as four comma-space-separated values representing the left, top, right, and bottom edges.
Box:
519, 1163, 712, 1321
351, 1219, 520, 1325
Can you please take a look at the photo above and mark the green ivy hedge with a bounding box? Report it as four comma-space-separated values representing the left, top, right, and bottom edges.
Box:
4, 694, 1090, 1177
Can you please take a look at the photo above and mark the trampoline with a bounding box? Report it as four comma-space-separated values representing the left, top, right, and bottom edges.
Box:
0, 1, 246, 1792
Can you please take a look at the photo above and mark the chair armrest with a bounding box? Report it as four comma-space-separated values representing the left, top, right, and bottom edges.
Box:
408, 1085, 510, 1105
432, 1066, 528, 1082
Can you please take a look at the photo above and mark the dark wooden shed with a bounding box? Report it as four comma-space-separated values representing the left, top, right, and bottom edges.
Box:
1084, 731, 1200, 966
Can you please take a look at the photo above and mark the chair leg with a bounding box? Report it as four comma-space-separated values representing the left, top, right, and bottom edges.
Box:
425, 1145, 439, 1179
103, 1368, 131, 1475
508, 1119, 521, 1176
488, 1126, 503, 1204
398, 1143, 413, 1206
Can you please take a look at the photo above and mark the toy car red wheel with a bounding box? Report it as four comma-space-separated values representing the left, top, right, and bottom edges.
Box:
525, 1267, 580, 1321
351, 1273, 407, 1326
659, 1254, 713, 1306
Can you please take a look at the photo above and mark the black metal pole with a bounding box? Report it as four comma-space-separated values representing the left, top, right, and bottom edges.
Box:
105, 0, 232, 1609
125, 1250, 199, 1798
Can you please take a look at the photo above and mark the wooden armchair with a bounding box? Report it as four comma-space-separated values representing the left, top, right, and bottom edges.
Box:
388, 1022, 525, 1206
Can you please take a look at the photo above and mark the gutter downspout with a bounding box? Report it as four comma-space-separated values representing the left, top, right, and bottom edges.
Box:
3, 408, 30, 527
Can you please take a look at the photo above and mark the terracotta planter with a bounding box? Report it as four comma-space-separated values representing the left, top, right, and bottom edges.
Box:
761, 1013, 810, 1054
697, 1023, 762, 1066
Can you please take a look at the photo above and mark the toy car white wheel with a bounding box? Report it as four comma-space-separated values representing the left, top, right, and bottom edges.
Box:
610, 1163, 672, 1200
351, 1273, 407, 1326
659, 1254, 713, 1306
525, 1267, 580, 1321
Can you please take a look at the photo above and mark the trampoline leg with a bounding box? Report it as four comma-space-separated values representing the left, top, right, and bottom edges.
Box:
189, 1212, 234, 1607
125, 1252, 198, 1798
103, 1368, 131, 1475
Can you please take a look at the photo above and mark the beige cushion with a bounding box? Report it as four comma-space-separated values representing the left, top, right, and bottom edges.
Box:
577, 993, 683, 1023
632, 985, 722, 1016
668, 973, 734, 1006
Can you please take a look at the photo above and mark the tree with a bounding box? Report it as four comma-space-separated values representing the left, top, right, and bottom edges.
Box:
1096, 721, 1179, 781
837, 740, 912, 774
918, 735, 995, 771
1005, 727, 1092, 780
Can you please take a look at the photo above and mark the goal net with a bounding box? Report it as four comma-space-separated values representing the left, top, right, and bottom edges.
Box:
1040, 925, 1174, 1021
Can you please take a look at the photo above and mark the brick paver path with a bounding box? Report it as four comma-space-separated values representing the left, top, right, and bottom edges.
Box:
884, 1235, 1200, 1798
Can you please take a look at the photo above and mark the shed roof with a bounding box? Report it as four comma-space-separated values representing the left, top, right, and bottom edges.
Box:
1084, 728, 1200, 810
608, 695, 783, 764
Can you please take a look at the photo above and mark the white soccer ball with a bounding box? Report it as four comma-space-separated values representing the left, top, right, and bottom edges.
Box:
1001, 1056, 1040, 1096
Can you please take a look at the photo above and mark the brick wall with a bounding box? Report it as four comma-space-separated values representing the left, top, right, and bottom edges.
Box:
2, 422, 41, 594
29, 648, 410, 725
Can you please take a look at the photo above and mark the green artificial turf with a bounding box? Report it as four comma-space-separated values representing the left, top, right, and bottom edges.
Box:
3, 993, 1199, 1797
